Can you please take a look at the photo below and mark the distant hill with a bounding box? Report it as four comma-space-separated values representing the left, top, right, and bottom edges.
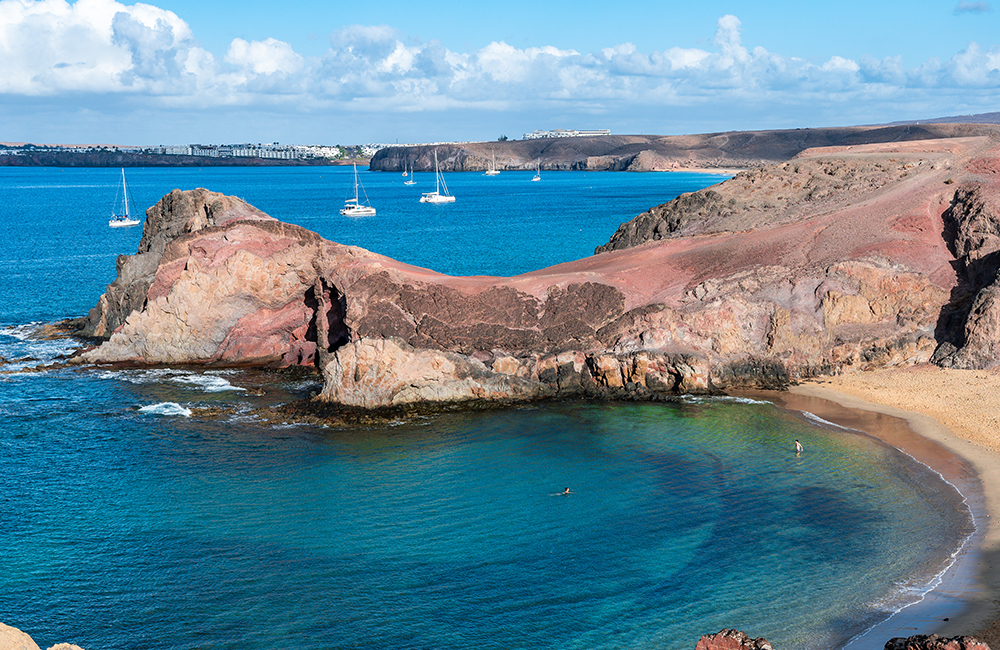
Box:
370, 122, 1000, 173
884, 111, 1000, 126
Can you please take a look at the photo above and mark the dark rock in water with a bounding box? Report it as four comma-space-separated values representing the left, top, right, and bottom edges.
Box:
691, 631, 991, 650
885, 634, 991, 650
695, 629, 773, 650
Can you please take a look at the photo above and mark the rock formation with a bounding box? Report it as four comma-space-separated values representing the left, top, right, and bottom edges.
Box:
884, 635, 991, 650
75, 127, 1000, 408
695, 629, 774, 650
0, 622, 84, 650
691, 631, 992, 650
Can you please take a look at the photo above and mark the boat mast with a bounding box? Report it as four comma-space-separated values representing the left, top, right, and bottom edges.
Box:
434, 150, 440, 194
121, 168, 129, 219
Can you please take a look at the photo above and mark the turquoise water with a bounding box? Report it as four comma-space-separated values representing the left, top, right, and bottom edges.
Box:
0, 167, 975, 650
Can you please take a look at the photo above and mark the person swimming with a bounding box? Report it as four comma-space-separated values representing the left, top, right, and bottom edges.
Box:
795, 439, 803, 455
562, 487, 570, 495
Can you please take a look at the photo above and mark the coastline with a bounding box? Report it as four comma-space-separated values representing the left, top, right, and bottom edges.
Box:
752, 365, 1000, 648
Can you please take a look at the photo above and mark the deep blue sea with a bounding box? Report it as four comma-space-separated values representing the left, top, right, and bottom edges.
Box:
0, 166, 975, 650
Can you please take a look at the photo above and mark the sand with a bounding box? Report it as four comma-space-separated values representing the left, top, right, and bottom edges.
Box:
773, 364, 1000, 647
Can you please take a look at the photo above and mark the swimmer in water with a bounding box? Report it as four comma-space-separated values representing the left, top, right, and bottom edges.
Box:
795, 439, 803, 455
562, 487, 570, 495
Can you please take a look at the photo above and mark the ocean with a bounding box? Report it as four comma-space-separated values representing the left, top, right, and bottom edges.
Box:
0, 166, 976, 650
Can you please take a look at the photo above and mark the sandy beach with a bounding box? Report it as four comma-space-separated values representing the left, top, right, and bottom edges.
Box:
768, 364, 1000, 647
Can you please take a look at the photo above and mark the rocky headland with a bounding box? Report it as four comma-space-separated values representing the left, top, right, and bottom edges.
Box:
370, 123, 999, 173
69, 124, 1000, 415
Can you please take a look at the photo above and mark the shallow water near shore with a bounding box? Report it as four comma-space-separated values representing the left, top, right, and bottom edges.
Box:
0, 166, 978, 649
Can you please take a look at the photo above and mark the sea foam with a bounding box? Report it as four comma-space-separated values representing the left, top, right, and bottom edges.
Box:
139, 402, 192, 417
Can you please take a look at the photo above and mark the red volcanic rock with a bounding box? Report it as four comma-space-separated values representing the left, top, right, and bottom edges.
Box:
885, 634, 991, 650
75, 128, 1000, 406
695, 629, 773, 650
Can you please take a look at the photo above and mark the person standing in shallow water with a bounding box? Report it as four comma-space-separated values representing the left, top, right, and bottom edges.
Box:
795, 439, 803, 455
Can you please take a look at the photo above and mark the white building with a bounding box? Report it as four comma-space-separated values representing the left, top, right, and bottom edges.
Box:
522, 129, 611, 140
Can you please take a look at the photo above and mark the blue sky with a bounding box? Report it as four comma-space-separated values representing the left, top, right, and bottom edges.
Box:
1, 0, 998, 145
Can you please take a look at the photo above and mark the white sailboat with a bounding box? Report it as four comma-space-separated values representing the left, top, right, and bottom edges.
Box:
403, 163, 416, 185
420, 150, 456, 203
531, 160, 541, 182
340, 163, 376, 216
484, 150, 500, 176
108, 168, 141, 228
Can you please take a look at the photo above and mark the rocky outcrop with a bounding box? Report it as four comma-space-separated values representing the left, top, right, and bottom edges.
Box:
597, 133, 1000, 370
596, 156, 926, 252
695, 630, 774, 650
691, 631, 991, 650
0, 622, 84, 650
74, 130, 1000, 407
932, 183, 1000, 369
885, 635, 991, 650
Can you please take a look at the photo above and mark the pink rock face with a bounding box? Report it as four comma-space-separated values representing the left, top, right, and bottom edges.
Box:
694, 629, 773, 650
77, 131, 1000, 406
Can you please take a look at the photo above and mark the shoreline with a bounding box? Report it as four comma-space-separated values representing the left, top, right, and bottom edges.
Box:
751, 368, 1000, 648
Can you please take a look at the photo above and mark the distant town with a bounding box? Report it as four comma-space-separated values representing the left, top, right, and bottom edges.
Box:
0, 129, 611, 162
0, 141, 384, 162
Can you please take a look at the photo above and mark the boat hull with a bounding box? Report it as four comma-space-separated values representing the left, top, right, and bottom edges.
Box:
420, 193, 456, 204
340, 203, 376, 217
108, 217, 141, 228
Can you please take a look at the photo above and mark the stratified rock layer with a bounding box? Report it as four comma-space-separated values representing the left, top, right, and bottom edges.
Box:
78, 128, 1000, 406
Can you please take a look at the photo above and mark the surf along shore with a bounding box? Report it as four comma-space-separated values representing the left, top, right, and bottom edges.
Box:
748, 365, 1000, 648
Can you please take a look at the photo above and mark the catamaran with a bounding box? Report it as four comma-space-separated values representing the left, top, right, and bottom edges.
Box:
340, 163, 376, 216
108, 168, 141, 228
420, 150, 456, 203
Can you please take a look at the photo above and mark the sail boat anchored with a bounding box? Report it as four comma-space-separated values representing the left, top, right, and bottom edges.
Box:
403, 162, 416, 185
531, 159, 541, 182
419, 150, 456, 203
108, 168, 141, 228
340, 163, 377, 217
484, 150, 500, 176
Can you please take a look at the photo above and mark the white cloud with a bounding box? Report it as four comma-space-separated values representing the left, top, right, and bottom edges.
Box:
947, 42, 1000, 85
225, 37, 304, 76
0, 0, 200, 94
955, 1, 992, 13
3, 1, 1000, 141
